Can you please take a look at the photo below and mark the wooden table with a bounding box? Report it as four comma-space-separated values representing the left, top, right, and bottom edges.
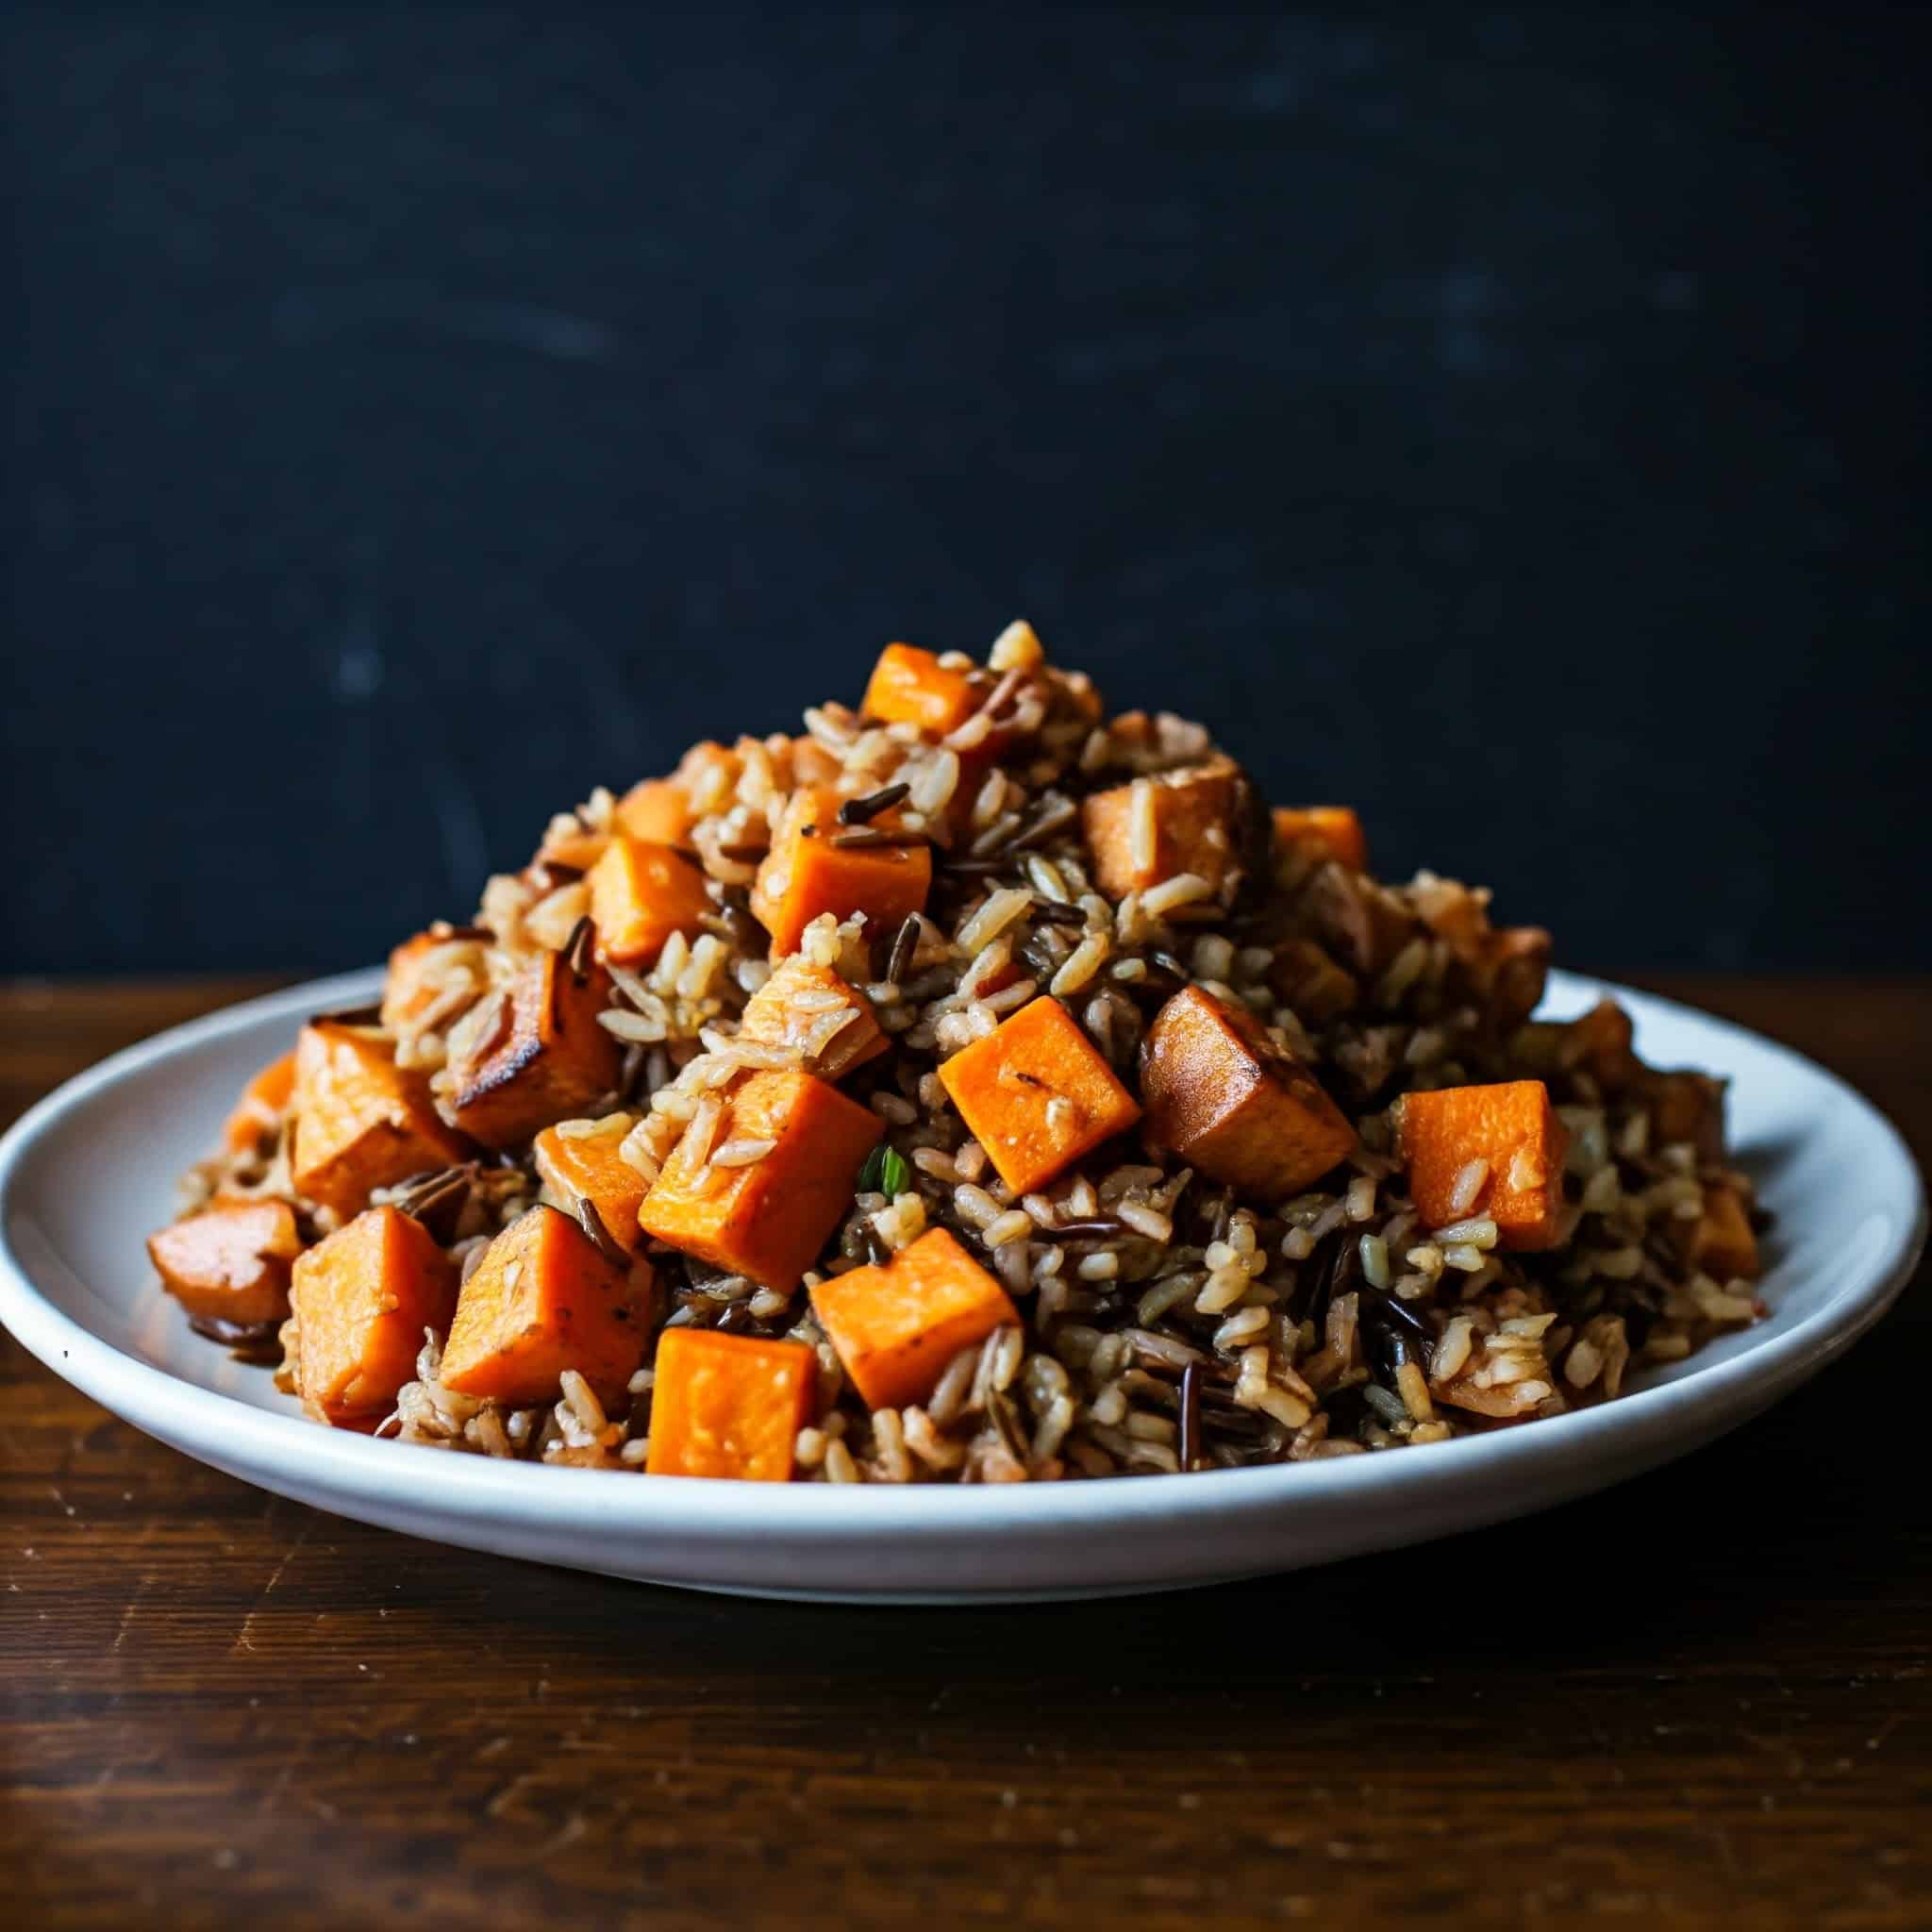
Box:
4, 978, 1927, 1930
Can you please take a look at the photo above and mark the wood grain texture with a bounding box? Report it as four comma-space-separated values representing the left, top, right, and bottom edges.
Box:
3, 978, 1928, 1930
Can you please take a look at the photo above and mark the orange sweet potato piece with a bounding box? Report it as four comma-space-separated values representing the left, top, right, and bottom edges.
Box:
861, 641, 979, 736
1562, 999, 1641, 1092
587, 836, 712, 967
1273, 806, 1368, 872
810, 1227, 1019, 1410
937, 996, 1142, 1196
380, 927, 486, 1032
290, 1206, 458, 1426
1640, 1068, 1726, 1164
149, 1199, 304, 1328
736, 957, 888, 1079
1400, 1080, 1570, 1250
637, 1069, 883, 1291
750, 787, 932, 958
533, 1117, 649, 1255
440, 1204, 652, 1407
447, 948, 623, 1149
289, 1021, 472, 1218
1081, 759, 1256, 903
534, 824, 611, 873
614, 777, 694, 847
644, 1328, 816, 1480
1140, 987, 1357, 1201
223, 1050, 296, 1155
1687, 1180, 1761, 1282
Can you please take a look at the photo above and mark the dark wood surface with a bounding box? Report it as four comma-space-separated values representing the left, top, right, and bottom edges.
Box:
4, 977, 1928, 1931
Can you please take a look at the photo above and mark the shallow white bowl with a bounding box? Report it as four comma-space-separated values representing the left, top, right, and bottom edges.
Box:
0, 969, 1921, 1602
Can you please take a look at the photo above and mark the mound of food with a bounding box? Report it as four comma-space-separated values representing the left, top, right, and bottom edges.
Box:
152, 625, 1764, 1480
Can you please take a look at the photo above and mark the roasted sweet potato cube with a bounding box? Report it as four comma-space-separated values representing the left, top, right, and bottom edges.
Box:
810, 1228, 1019, 1410
587, 836, 712, 968
1140, 987, 1356, 1201
737, 957, 888, 1080
861, 641, 980, 736
149, 1199, 304, 1329
533, 823, 610, 873
290, 1022, 472, 1218
614, 777, 694, 847
447, 949, 623, 1149
380, 927, 486, 1033
1268, 939, 1359, 1025
937, 996, 1142, 1196
223, 1050, 296, 1155
1640, 1068, 1726, 1164
750, 787, 932, 958
644, 1328, 816, 1480
1687, 1180, 1761, 1282
439, 1204, 652, 1407
1081, 759, 1255, 902
290, 1206, 458, 1426
1563, 999, 1641, 1092
533, 1116, 649, 1255
637, 1069, 883, 1291
1400, 1080, 1569, 1250
1273, 806, 1368, 872
1472, 927, 1553, 1035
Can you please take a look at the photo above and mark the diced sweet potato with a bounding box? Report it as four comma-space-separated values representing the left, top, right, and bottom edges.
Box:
533, 1116, 649, 1255
1468, 926, 1553, 1035
534, 824, 610, 873
1640, 1068, 1726, 1164
439, 1204, 652, 1407
750, 786, 932, 958
1406, 874, 1552, 1035
1400, 1080, 1569, 1250
1268, 939, 1359, 1025
937, 996, 1142, 1195
289, 1206, 458, 1426
1274, 806, 1368, 872
736, 957, 888, 1079
223, 1050, 296, 1155
637, 1069, 883, 1291
380, 927, 486, 1033
290, 1021, 472, 1218
1562, 999, 1640, 1092
614, 777, 694, 847
447, 949, 623, 1149
149, 1199, 304, 1328
587, 836, 712, 967
644, 1328, 816, 1480
810, 1228, 1019, 1410
1687, 1180, 1761, 1282
861, 641, 979, 736
1140, 987, 1356, 1201
1081, 759, 1257, 904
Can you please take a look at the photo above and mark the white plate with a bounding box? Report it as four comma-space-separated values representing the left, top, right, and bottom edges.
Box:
0, 969, 1921, 1602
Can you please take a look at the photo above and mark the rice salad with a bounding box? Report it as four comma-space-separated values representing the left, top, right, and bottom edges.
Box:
148, 625, 1766, 1484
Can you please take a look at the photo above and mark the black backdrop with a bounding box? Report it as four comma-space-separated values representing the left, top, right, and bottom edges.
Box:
5, 5, 1925, 976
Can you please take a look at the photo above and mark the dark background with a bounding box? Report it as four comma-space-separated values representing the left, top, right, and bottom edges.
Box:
4, 5, 1925, 977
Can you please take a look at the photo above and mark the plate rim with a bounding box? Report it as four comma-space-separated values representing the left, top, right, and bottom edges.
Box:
0, 966, 1924, 1546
